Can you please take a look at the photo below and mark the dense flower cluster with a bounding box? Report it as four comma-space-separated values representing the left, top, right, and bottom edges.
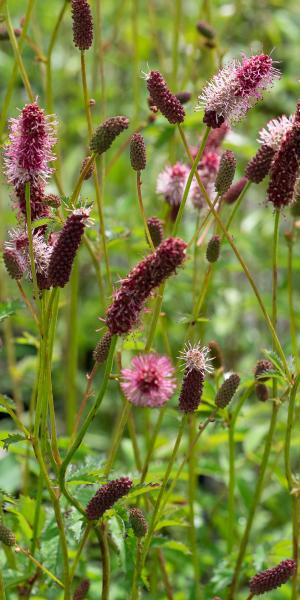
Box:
215, 373, 240, 408
249, 559, 296, 595
86, 477, 133, 520
129, 508, 148, 537
146, 70, 185, 124
130, 133, 147, 171
146, 216, 163, 247
178, 344, 212, 413
73, 579, 90, 600
90, 116, 129, 155
106, 237, 187, 335
197, 54, 280, 128
121, 353, 176, 408
71, 0, 93, 51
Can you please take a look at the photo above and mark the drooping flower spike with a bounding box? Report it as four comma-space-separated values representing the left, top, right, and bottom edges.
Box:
121, 353, 176, 408
197, 53, 280, 128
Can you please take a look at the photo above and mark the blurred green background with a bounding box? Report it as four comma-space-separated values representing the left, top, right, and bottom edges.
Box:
1, 1, 300, 598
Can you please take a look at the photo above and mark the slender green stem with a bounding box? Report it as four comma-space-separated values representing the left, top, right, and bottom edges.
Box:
173, 125, 210, 236
103, 400, 132, 476
70, 523, 92, 581
81, 50, 93, 138
224, 180, 251, 233
16, 281, 40, 329
98, 522, 111, 600
140, 408, 166, 484
227, 413, 235, 553
70, 154, 96, 205
0, 569, 6, 600
4, 2, 34, 102
25, 183, 39, 310
171, 0, 182, 88
66, 258, 79, 435
272, 210, 280, 331
16, 546, 64, 588
287, 235, 299, 370
178, 124, 289, 378
59, 337, 117, 513
284, 375, 300, 599
187, 414, 201, 599
227, 402, 279, 599
144, 283, 165, 352
30, 470, 43, 556
0, 394, 29, 437
136, 172, 155, 250
131, 0, 140, 121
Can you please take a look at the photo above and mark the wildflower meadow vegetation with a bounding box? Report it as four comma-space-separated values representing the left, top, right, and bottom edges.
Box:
1, 0, 300, 598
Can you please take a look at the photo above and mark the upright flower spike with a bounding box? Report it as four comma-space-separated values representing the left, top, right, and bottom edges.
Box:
146, 70, 185, 124
85, 477, 133, 520
215, 150, 236, 194
93, 332, 112, 364
267, 103, 300, 209
146, 216, 163, 248
215, 373, 240, 408
90, 116, 129, 155
106, 237, 187, 336
0, 523, 16, 547
71, 0, 93, 51
130, 133, 147, 171
156, 163, 189, 208
178, 343, 212, 413
249, 559, 296, 595
197, 53, 280, 128
121, 353, 176, 408
246, 115, 294, 183
129, 508, 148, 537
73, 579, 90, 600
206, 235, 221, 263
47, 208, 89, 288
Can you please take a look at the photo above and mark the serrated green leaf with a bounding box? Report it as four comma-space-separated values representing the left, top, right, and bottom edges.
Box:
0, 299, 23, 322
1, 433, 26, 450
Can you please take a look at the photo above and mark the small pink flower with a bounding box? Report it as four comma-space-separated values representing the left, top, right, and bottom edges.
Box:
156, 162, 189, 207
197, 53, 280, 128
121, 353, 176, 408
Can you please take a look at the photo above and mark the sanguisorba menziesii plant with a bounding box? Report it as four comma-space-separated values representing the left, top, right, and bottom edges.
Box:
1, 2, 300, 599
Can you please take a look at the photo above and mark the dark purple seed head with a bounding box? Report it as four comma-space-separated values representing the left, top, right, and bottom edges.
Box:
72, 579, 90, 600
0, 523, 16, 547
215, 373, 240, 408
146, 217, 163, 248
215, 150, 236, 194
129, 508, 148, 537
254, 359, 273, 381
223, 176, 248, 204
90, 116, 129, 155
130, 133, 146, 171
71, 0, 93, 51
206, 235, 221, 263
196, 20, 215, 39
255, 383, 269, 402
245, 145, 275, 183
93, 332, 112, 364
146, 71, 185, 124
3, 247, 26, 280
86, 477, 133, 520
249, 559, 296, 595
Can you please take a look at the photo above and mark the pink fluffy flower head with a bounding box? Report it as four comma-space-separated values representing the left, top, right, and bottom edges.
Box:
197, 53, 280, 128
4, 102, 57, 185
156, 162, 189, 207
121, 353, 176, 408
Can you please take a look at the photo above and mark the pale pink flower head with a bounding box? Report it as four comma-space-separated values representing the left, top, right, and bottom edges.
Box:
197, 53, 280, 128
121, 353, 176, 408
4, 101, 57, 185
258, 114, 294, 151
156, 162, 189, 207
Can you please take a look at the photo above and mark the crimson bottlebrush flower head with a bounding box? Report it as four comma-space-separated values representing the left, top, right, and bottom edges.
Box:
106, 237, 187, 336
93, 332, 112, 364
146, 216, 163, 248
130, 133, 147, 171
249, 559, 296, 595
206, 235, 221, 263
197, 54, 280, 128
4, 102, 57, 186
71, 0, 93, 51
223, 176, 248, 204
0, 523, 16, 547
267, 105, 300, 209
245, 145, 275, 183
215, 150, 236, 194
146, 70, 185, 124
129, 507, 148, 537
73, 579, 90, 600
156, 162, 189, 207
258, 114, 294, 150
3, 247, 26, 280
121, 353, 176, 408
85, 477, 133, 520
208, 340, 223, 370
254, 359, 273, 381
215, 373, 240, 408
178, 343, 213, 413
90, 116, 129, 155
47, 208, 89, 288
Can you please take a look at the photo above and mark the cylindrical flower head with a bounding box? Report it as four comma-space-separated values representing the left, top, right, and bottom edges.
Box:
206, 235, 221, 263
3, 247, 26, 280
255, 383, 269, 402
223, 176, 248, 204
0, 523, 16, 547
254, 359, 273, 381
197, 54, 280, 128
146, 71, 185, 124
90, 116, 129, 155
121, 353, 176, 408
249, 559, 296, 595
93, 332, 112, 364
85, 477, 133, 520
129, 508, 148, 537
215, 150, 236, 194
146, 217, 163, 248
245, 145, 275, 183
47, 208, 89, 288
176, 92, 192, 105
208, 340, 223, 370
106, 237, 187, 336
178, 344, 212, 413
156, 162, 189, 207
4, 102, 56, 186
267, 109, 300, 209
130, 133, 146, 171
215, 373, 240, 408
80, 156, 94, 180
196, 20, 215, 39
71, 0, 93, 51
73, 579, 90, 600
